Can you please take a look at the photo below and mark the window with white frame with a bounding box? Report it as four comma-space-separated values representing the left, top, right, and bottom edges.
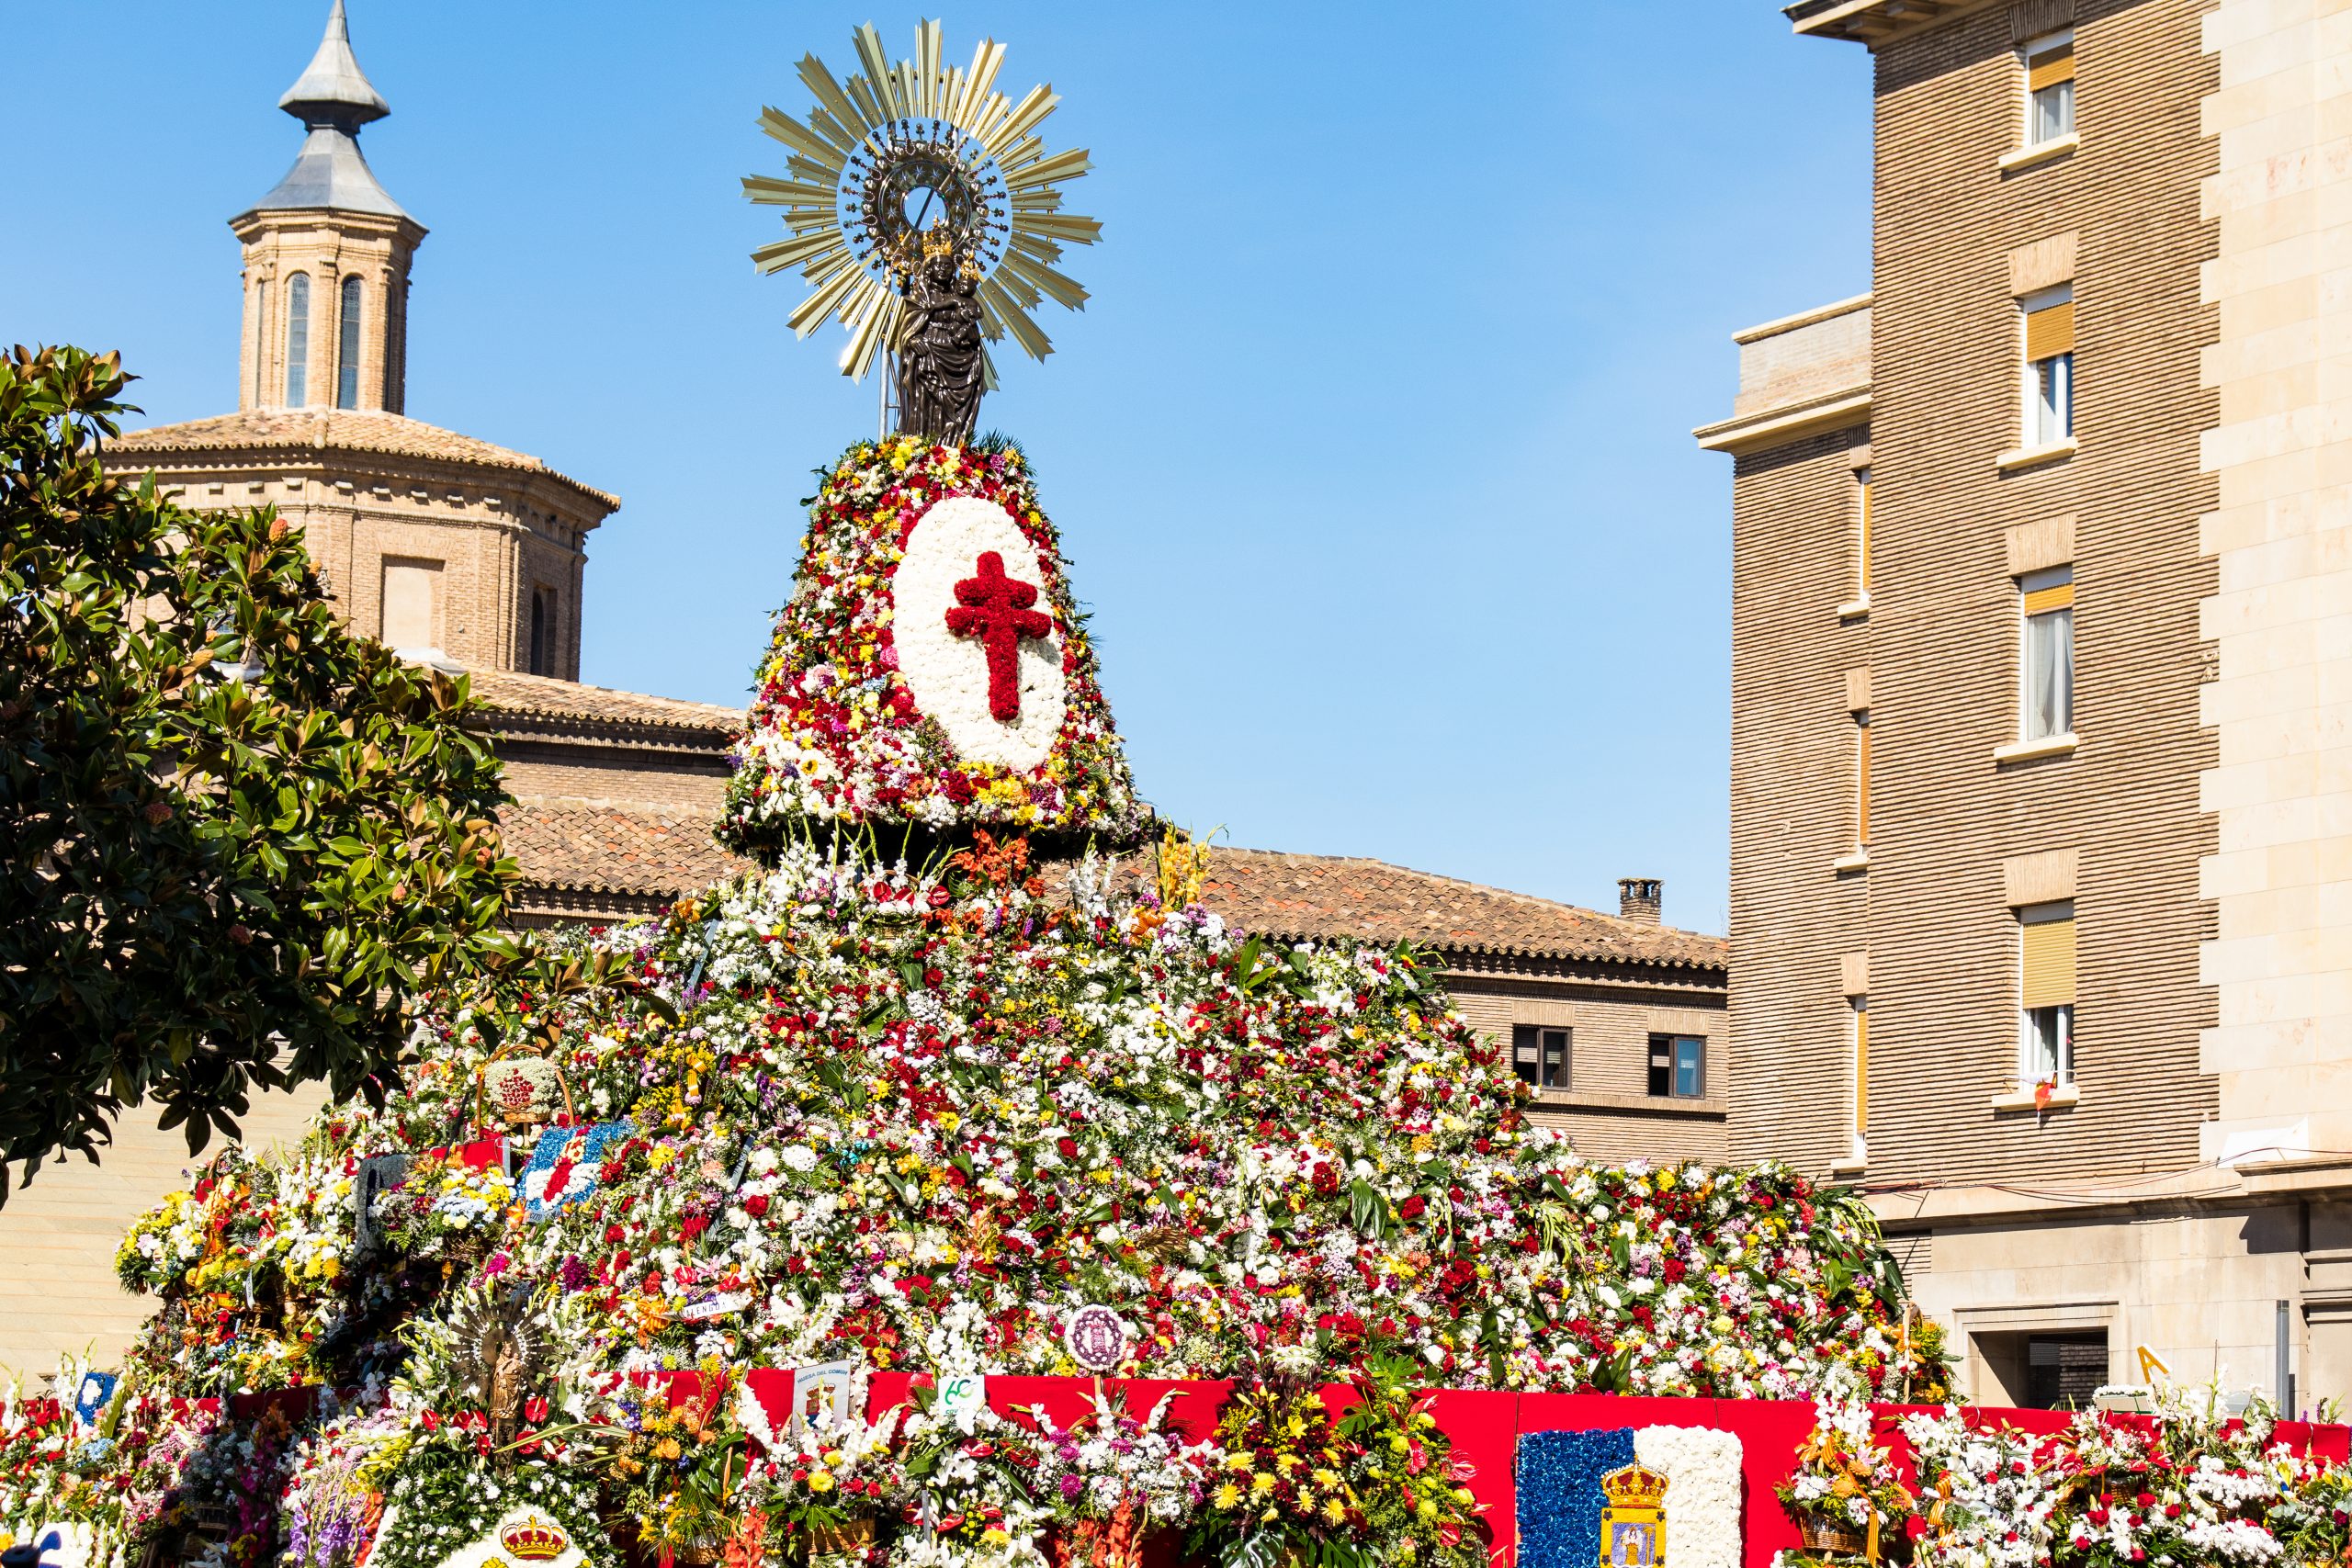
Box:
2020, 566, 2074, 741
1851, 998, 1869, 1161
2018, 901, 2075, 1089
1511, 1024, 1570, 1092
2024, 31, 2075, 147
2022, 285, 2075, 446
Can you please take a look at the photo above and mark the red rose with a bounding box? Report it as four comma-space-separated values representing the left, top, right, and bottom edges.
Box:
1057, 1137, 1079, 1158
744, 1195, 771, 1218
1398, 1195, 1428, 1220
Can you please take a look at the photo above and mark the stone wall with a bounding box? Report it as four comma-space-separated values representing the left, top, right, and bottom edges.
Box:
1858, 0, 2221, 1187
1726, 424, 1874, 1177
0, 1086, 326, 1382
2194, 0, 2352, 1168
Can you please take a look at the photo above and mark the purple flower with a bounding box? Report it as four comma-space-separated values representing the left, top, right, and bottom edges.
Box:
1060, 1473, 1085, 1500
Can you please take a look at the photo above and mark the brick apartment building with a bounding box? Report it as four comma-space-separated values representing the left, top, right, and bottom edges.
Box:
1699, 0, 2352, 1409
0, 4, 1725, 1377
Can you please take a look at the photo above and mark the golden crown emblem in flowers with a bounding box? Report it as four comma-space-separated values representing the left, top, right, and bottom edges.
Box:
500, 1517, 570, 1560
1600, 1463, 1669, 1511
1599, 1462, 1669, 1568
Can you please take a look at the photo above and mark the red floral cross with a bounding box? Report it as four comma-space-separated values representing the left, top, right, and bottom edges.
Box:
944, 550, 1053, 721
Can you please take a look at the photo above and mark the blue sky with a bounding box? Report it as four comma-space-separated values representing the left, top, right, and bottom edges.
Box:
5, 3, 1871, 934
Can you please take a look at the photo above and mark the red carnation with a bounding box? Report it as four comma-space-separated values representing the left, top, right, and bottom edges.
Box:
1057, 1136, 1079, 1158
744, 1195, 771, 1218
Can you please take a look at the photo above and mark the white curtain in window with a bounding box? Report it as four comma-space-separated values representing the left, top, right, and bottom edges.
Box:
2033, 78, 2075, 144
2034, 353, 2074, 445
2024, 607, 2073, 739
2022, 1005, 2074, 1086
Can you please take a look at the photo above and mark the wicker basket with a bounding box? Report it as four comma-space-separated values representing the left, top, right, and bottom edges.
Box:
808, 1517, 876, 1567
475, 1047, 576, 1133
1797, 1517, 1867, 1556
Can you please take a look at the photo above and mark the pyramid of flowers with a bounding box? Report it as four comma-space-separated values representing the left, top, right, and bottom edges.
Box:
719, 438, 1147, 853
6, 439, 1956, 1568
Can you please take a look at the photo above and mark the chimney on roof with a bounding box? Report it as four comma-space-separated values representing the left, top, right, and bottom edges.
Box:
1618, 877, 1663, 925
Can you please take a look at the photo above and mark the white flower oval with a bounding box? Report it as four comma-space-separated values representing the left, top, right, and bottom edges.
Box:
891, 495, 1066, 772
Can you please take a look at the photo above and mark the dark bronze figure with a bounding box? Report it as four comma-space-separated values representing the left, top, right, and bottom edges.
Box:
895, 226, 987, 444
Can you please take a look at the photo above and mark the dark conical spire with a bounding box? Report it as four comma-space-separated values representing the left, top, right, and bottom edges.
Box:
277, 0, 390, 130
243, 0, 410, 220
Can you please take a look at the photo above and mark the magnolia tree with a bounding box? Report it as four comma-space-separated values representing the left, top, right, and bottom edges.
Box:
0, 346, 522, 1201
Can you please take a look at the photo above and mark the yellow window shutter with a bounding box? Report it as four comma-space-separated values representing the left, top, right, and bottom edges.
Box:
1854, 1008, 1869, 1134
2029, 44, 2075, 91
2026, 299, 2075, 362
2021, 916, 2077, 1008
2023, 581, 2075, 615
1857, 721, 1871, 845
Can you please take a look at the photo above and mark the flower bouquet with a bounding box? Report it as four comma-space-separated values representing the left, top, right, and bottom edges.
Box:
1780, 1397, 1913, 1562
1190, 1378, 1364, 1568
1023, 1386, 1209, 1568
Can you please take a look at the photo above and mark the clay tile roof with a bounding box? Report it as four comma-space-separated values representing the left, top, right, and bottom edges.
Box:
107, 409, 617, 512
500, 804, 750, 897
1194, 847, 1726, 970
463, 669, 743, 735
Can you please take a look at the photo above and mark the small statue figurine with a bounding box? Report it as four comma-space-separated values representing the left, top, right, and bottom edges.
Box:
895, 221, 987, 444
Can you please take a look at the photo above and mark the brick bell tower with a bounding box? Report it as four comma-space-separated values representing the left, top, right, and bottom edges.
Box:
233, 0, 424, 415
107, 2, 617, 680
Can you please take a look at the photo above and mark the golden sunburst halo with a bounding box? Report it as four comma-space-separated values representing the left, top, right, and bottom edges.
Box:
744, 19, 1102, 382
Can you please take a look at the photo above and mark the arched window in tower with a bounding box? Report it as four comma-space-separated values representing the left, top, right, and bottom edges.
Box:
529, 589, 549, 676
284, 274, 311, 406
336, 275, 363, 409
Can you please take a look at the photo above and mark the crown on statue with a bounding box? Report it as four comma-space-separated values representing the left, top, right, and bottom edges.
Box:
500, 1519, 569, 1561
1600, 1463, 1670, 1510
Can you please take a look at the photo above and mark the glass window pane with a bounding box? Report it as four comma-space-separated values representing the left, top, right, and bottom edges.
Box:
2025, 607, 2074, 739
2024, 1006, 2075, 1084
336, 276, 363, 410
1512, 1025, 1538, 1088
285, 275, 310, 407
2033, 79, 2075, 141
1674, 1039, 1703, 1098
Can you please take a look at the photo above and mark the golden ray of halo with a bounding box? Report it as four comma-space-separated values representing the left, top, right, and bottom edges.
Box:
744, 18, 1101, 380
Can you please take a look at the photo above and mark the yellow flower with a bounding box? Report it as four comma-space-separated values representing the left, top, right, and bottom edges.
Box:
981, 1530, 1009, 1550
808, 1472, 835, 1494
1251, 1472, 1278, 1496
1322, 1497, 1347, 1525
1214, 1483, 1241, 1510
